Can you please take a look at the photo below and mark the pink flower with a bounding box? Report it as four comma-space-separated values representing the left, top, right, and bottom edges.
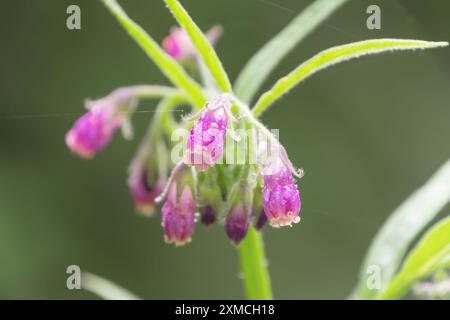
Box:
65, 90, 133, 158
263, 165, 301, 227
163, 26, 223, 60
65, 105, 120, 158
128, 162, 163, 216
185, 95, 231, 171
163, 28, 194, 59
161, 183, 196, 246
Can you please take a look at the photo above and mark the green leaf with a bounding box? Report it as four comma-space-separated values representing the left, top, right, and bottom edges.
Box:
164, 0, 232, 93
82, 272, 141, 300
252, 39, 448, 117
100, 0, 206, 108
235, 0, 349, 103
354, 158, 450, 299
378, 216, 450, 300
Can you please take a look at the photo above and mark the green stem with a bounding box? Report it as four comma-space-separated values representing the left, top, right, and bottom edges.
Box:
151, 95, 186, 139
231, 95, 279, 150
238, 226, 273, 300
230, 95, 274, 299
100, 0, 206, 109
125, 85, 183, 100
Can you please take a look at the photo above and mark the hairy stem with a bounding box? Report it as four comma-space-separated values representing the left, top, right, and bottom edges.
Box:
100, 0, 206, 108
122, 85, 183, 100
238, 226, 273, 300
151, 95, 186, 139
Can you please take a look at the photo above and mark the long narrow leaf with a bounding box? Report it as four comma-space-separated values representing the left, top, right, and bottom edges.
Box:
164, 0, 232, 93
82, 272, 141, 300
235, 0, 349, 103
354, 158, 450, 299
378, 216, 450, 300
252, 39, 448, 117
100, 0, 206, 108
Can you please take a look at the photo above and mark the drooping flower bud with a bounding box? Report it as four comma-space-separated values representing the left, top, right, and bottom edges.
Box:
65, 107, 118, 158
224, 165, 256, 245
200, 205, 216, 226
252, 179, 267, 231
225, 202, 251, 246
197, 169, 222, 226
65, 90, 133, 158
185, 94, 232, 171
163, 26, 223, 60
127, 160, 163, 216
254, 209, 268, 231
161, 172, 197, 246
263, 164, 301, 228
128, 119, 169, 216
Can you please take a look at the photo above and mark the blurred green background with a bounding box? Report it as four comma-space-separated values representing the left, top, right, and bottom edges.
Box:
0, 0, 449, 299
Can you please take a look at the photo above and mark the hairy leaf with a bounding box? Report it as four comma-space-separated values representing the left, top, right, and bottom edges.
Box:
354, 158, 450, 299
252, 39, 448, 117
235, 0, 349, 103
82, 272, 141, 300
378, 216, 450, 300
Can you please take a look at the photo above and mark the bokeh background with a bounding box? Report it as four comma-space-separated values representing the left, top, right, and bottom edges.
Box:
0, 0, 449, 299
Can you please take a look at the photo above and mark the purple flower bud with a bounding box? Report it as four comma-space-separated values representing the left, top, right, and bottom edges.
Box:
163, 26, 223, 60
186, 95, 230, 171
225, 203, 251, 246
254, 208, 268, 231
128, 163, 163, 216
200, 205, 216, 226
263, 166, 301, 227
161, 184, 196, 246
65, 105, 120, 159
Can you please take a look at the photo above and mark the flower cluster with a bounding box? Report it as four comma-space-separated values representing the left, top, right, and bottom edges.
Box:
65, 26, 302, 246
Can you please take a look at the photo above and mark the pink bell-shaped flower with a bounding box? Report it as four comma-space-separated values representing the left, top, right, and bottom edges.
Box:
161, 183, 196, 246
185, 94, 232, 171
263, 163, 301, 227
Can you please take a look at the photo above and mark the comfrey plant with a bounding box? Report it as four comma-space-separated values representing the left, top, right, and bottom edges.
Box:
67, 0, 449, 300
